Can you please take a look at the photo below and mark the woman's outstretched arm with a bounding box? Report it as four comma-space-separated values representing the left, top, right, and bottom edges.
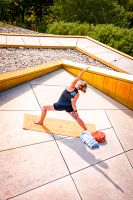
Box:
69, 67, 90, 89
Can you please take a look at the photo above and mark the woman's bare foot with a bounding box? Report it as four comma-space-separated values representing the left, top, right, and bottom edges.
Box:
34, 120, 43, 125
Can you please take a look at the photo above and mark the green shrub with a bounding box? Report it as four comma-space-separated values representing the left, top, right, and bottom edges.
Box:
36, 21, 47, 33
47, 22, 133, 56
18, 20, 32, 30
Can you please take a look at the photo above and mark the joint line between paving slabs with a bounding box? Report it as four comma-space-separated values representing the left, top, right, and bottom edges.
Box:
31, 83, 67, 87
76, 38, 78, 47
6, 35, 7, 45
0, 139, 56, 153
3, 141, 128, 199
98, 127, 113, 131
6, 174, 70, 200
21, 36, 25, 45
124, 149, 133, 169
73, 108, 130, 111
29, 82, 42, 110
54, 139, 83, 200
38, 37, 41, 46
71, 151, 125, 176
104, 109, 133, 169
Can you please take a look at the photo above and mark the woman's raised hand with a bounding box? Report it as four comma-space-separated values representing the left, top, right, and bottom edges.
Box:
83, 66, 91, 71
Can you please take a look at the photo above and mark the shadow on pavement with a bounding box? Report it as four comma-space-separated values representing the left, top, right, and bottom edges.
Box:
59, 137, 124, 193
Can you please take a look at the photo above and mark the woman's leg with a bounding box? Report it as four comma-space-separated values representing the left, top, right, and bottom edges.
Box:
68, 112, 87, 131
34, 105, 55, 125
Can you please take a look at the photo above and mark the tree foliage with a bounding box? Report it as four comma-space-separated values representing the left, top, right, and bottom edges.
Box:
0, 0, 53, 30
0, 0, 11, 21
0, 0, 133, 53
51, 0, 128, 27
0, 0, 133, 28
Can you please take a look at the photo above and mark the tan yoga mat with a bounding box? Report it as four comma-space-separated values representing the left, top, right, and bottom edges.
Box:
23, 114, 96, 137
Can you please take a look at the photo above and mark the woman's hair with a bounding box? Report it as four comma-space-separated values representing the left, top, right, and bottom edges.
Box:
78, 81, 87, 93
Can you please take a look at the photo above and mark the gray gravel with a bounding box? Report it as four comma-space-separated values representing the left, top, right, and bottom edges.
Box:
0, 48, 114, 73
0, 25, 115, 74
0, 25, 40, 34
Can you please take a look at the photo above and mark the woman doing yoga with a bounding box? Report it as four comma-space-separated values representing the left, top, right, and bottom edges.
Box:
34, 67, 90, 132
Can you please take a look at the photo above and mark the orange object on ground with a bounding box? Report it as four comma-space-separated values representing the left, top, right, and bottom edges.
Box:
91, 131, 106, 143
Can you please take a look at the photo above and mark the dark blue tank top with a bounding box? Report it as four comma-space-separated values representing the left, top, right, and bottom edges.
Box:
57, 88, 78, 106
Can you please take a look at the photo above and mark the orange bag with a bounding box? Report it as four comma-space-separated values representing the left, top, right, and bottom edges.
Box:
91, 131, 106, 143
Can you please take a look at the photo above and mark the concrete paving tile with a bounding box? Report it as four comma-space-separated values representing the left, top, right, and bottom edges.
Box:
39, 37, 61, 46
77, 38, 98, 48
0, 35, 6, 44
11, 176, 80, 200
57, 128, 123, 173
0, 111, 54, 151
30, 69, 75, 86
0, 83, 40, 110
106, 110, 133, 151
7, 36, 24, 45
22, 36, 40, 46
54, 38, 77, 46
77, 86, 128, 109
126, 150, 133, 168
95, 52, 123, 62
32, 85, 65, 107
111, 58, 133, 74
0, 141, 69, 200
72, 154, 133, 200
77, 110, 111, 130
84, 46, 110, 54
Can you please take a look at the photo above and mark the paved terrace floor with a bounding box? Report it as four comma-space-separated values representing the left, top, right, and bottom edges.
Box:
0, 69, 133, 200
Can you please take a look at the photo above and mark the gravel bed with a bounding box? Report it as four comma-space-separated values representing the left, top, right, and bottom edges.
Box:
0, 25, 40, 34
0, 25, 115, 74
0, 48, 114, 74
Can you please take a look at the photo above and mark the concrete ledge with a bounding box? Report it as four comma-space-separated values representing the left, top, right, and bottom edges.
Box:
0, 61, 63, 92
0, 60, 132, 109
0, 32, 85, 38
85, 36, 133, 60
0, 44, 76, 49
62, 60, 133, 110
76, 47, 127, 73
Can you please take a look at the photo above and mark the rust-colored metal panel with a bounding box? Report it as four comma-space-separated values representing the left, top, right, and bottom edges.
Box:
91, 74, 104, 91
103, 77, 118, 98
115, 81, 132, 106
127, 84, 133, 110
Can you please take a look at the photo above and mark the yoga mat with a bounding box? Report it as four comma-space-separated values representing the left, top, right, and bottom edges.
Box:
23, 114, 96, 137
